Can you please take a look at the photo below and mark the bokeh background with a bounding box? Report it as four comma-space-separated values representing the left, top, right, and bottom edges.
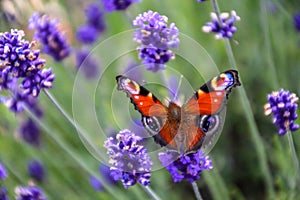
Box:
0, 0, 300, 199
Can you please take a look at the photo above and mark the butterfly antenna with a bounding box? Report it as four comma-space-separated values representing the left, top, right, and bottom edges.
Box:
173, 75, 183, 102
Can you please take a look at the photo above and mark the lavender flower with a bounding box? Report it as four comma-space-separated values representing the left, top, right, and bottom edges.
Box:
133, 10, 179, 72
28, 13, 70, 61
264, 89, 299, 135
76, 25, 99, 44
85, 3, 106, 32
27, 160, 45, 182
293, 13, 300, 32
76, 3, 105, 44
0, 187, 9, 200
102, 0, 141, 12
2, 90, 43, 114
19, 118, 41, 147
89, 165, 117, 191
0, 162, 8, 180
1, 91, 30, 113
15, 185, 47, 200
197, 0, 207, 2
75, 49, 100, 78
89, 176, 104, 191
159, 150, 213, 183
0, 29, 46, 90
0, 29, 55, 113
138, 47, 174, 72
99, 165, 117, 185
202, 10, 240, 39
21, 68, 55, 97
104, 129, 152, 188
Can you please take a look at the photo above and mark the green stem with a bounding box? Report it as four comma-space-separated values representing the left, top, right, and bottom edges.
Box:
43, 89, 105, 161
211, 0, 275, 198
260, 0, 279, 88
143, 186, 161, 200
271, 0, 291, 19
43, 89, 77, 130
173, 75, 183, 102
286, 130, 300, 187
192, 182, 203, 200
211, 0, 222, 24
224, 37, 275, 200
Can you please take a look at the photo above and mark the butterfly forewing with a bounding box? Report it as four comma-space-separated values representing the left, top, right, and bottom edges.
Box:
116, 75, 168, 116
183, 70, 240, 115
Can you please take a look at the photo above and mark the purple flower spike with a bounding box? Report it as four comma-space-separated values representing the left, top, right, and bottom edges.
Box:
197, 0, 207, 2
159, 150, 213, 183
104, 129, 152, 189
28, 13, 70, 61
85, 3, 106, 32
293, 13, 300, 32
89, 164, 117, 191
27, 160, 45, 182
89, 176, 104, 191
76, 25, 99, 44
0, 162, 8, 180
19, 118, 41, 146
99, 165, 117, 185
102, 0, 141, 12
2, 91, 32, 113
0, 28, 55, 113
264, 89, 299, 135
133, 10, 179, 72
0, 187, 9, 200
0, 29, 46, 89
75, 49, 100, 79
202, 10, 240, 39
76, 3, 105, 44
20, 68, 55, 97
15, 185, 47, 200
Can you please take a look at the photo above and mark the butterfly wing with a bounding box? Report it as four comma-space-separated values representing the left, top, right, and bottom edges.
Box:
182, 70, 240, 153
116, 75, 168, 116
116, 75, 171, 147
184, 70, 240, 115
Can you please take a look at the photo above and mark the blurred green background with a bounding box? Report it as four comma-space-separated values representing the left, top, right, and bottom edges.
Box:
0, 0, 300, 199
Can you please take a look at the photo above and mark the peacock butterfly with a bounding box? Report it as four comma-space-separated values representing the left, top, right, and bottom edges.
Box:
116, 70, 240, 154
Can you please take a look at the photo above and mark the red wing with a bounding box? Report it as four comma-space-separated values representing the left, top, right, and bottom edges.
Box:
155, 123, 176, 149
183, 70, 240, 115
116, 75, 168, 117
185, 123, 205, 153
179, 114, 206, 154
184, 90, 226, 115
154, 115, 206, 154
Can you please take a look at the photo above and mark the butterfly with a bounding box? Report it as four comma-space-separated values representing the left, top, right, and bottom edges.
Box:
116, 70, 240, 154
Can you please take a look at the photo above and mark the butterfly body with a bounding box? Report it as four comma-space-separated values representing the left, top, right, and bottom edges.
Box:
116, 70, 240, 154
